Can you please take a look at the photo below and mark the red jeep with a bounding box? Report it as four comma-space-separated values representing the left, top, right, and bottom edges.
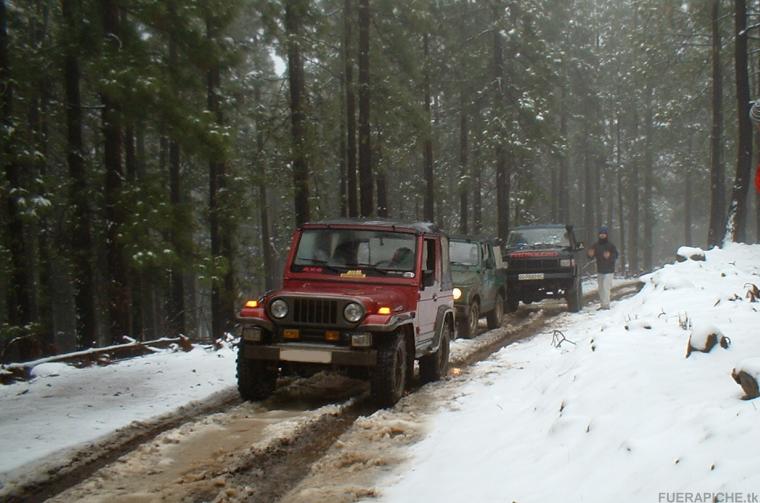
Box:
236, 220, 455, 407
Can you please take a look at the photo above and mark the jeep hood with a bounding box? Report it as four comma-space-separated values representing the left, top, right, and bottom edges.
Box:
272, 282, 410, 312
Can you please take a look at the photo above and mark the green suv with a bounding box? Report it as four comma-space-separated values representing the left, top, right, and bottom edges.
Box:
449, 237, 508, 339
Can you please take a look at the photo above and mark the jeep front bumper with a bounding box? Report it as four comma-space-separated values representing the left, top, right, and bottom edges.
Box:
243, 343, 377, 367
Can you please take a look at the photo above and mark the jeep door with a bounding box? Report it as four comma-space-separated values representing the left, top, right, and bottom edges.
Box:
480, 243, 498, 312
417, 237, 442, 346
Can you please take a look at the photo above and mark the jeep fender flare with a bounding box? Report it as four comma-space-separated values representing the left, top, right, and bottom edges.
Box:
429, 305, 455, 354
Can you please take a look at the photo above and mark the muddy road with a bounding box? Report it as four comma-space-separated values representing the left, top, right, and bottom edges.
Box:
7, 281, 641, 503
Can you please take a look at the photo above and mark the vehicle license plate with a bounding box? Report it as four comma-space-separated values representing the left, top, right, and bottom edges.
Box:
518, 273, 545, 280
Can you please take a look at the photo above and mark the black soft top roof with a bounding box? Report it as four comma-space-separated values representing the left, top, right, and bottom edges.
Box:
302, 219, 443, 235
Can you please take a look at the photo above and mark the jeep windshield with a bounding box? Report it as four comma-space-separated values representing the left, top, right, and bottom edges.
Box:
449, 240, 480, 267
292, 229, 417, 276
507, 228, 570, 249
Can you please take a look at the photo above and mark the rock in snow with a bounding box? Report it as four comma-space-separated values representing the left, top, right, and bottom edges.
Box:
686, 324, 730, 358
676, 246, 706, 262
732, 358, 760, 399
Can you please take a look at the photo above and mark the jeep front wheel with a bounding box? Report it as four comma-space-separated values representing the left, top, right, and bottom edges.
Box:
458, 301, 479, 339
371, 333, 407, 407
420, 318, 451, 383
237, 343, 278, 401
486, 293, 505, 329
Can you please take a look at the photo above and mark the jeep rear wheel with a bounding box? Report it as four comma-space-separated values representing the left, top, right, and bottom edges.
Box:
371, 332, 407, 408
420, 318, 451, 383
237, 343, 278, 401
486, 293, 505, 329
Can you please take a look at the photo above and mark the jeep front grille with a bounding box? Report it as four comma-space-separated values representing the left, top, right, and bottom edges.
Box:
292, 298, 338, 325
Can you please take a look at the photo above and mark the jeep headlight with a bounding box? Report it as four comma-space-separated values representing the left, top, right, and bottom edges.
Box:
270, 299, 288, 319
453, 287, 462, 300
344, 302, 364, 323
560, 259, 574, 268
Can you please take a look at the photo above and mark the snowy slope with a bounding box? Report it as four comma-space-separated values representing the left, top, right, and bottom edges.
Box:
377, 243, 760, 503
0, 343, 237, 487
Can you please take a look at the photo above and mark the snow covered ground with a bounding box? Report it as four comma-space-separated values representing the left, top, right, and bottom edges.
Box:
2, 244, 758, 502
376, 243, 760, 503
0, 341, 238, 490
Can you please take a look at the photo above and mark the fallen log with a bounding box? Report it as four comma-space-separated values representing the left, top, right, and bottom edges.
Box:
0, 336, 193, 384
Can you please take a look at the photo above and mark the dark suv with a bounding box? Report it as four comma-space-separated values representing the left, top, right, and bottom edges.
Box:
504, 224, 584, 312
236, 220, 455, 407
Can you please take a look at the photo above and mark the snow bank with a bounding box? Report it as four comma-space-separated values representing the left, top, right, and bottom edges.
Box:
375, 243, 760, 503
0, 344, 237, 483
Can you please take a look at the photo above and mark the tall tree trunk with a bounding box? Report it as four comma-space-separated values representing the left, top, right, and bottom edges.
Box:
102, 0, 129, 344
643, 87, 654, 270
725, 0, 752, 243
473, 130, 482, 234
255, 86, 275, 291
207, 16, 233, 340
493, 2, 509, 241
167, 2, 185, 336
1, 0, 34, 329
459, 89, 469, 234
339, 72, 347, 218
422, 32, 434, 222
357, 0, 372, 217
376, 169, 388, 218
583, 146, 594, 246
628, 105, 640, 273
558, 61, 569, 224
62, 0, 95, 348
685, 169, 693, 246
286, 0, 310, 226
344, 0, 358, 218
617, 172, 626, 275
708, 0, 725, 247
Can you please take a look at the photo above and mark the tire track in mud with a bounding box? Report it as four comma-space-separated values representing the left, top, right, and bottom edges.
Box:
13, 281, 643, 503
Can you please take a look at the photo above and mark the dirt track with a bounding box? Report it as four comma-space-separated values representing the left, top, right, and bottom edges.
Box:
6, 281, 642, 502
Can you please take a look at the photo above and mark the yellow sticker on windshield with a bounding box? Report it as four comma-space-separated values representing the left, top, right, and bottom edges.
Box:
340, 269, 366, 278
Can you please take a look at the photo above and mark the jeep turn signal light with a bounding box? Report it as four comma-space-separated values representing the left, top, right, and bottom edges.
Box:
244, 300, 259, 308
283, 329, 300, 339
377, 306, 391, 315
324, 330, 340, 342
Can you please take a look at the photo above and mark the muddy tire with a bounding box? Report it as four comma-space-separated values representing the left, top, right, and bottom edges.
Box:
566, 278, 583, 313
486, 293, 505, 329
420, 318, 451, 384
371, 332, 407, 408
458, 301, 480, 339
506, 294, 519, 313
237, 343, 278, 401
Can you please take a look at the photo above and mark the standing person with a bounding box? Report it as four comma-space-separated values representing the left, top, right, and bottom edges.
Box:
587, 226, 618, 310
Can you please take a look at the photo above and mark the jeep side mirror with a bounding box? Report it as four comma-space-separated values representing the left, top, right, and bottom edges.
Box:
422, 270, 435, 287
